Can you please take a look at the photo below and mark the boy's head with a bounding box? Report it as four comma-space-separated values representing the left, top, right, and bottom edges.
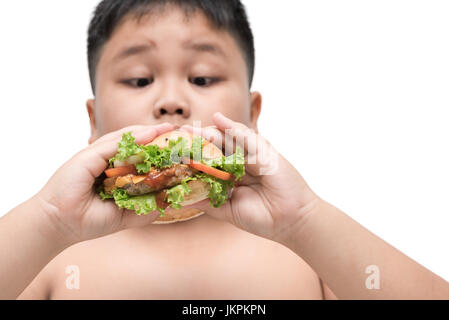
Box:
86, 0, 262, 144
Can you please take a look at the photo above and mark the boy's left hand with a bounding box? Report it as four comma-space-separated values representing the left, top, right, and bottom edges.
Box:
181, 112, 321, 243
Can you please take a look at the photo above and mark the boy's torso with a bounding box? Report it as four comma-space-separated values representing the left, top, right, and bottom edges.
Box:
35, 215, 322, 299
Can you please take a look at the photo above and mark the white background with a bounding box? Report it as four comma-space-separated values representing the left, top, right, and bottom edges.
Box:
1, 1, 448, 282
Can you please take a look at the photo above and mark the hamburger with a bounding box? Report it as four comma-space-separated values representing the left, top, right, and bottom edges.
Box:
98, 130, 245, 224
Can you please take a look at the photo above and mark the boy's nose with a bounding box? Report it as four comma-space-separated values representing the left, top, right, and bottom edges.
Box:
153, 98, 191, 119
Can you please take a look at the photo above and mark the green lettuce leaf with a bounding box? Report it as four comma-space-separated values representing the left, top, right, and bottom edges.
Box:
111, 188, 161, 216
196, 173, 233, 208
135, 144, 172, 174
168, 137, 190, 163
108, 133, 193, 174
99, 188, 114, 200
108, 132, 141, 166
191, 136, 203, 162
204, 146, 245, 180
165, 177, 196, 209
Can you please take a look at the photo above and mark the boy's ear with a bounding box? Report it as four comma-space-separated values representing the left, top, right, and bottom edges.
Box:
249, 91, 262, 133
86, 99, 99, 145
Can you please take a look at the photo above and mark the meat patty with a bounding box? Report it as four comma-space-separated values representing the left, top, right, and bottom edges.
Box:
103, 164, 197, 196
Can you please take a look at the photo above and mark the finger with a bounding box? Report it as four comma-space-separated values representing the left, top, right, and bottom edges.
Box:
212, 112, 280, 177
91, 123, 173, 147
179, 125, 221, 145
180, 125, 237, 156
81, 123, 174, 179
118, 209, 161, 229
212, 112, 255, 153
93, 123, 175, 161
213, 112, 250, 131
133, 123, 175, 145
90, 125, 148, 146
180, 121, 272, 177
234, 173, 259, 187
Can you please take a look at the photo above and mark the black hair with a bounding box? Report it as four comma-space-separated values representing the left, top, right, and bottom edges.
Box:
87, 0, 255, 95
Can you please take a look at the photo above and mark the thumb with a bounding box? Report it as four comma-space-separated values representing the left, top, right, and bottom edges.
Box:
118, 210, 162, 230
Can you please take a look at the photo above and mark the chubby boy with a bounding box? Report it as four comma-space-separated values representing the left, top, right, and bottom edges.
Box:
1, 0, 449, 300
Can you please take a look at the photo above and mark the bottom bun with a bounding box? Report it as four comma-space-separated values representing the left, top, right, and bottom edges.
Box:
152, 208, 205, 224
152, 179, 210, 224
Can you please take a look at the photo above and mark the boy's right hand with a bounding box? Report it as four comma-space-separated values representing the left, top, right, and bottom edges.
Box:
36, 123, 174, 244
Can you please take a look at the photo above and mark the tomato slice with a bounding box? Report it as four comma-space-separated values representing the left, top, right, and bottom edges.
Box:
105, 165, 137, 178
184, 158, 232, 181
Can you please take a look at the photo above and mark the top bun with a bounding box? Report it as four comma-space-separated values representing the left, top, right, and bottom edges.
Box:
147, 130, 223, 224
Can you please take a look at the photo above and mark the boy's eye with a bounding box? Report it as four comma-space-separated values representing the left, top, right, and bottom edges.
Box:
189, 77, 218, 87
125, 78, 153, 88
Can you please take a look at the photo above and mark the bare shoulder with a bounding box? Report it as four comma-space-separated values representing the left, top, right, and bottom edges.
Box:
16, 235, 100, 299
18, 230, 129, 299
17, 265, 52, 300
17, 241, 83, 300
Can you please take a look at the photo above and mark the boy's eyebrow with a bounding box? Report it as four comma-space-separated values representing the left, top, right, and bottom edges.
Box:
113, 40, 227, 62
114, 42, 156, 62
183, 41, 227, 59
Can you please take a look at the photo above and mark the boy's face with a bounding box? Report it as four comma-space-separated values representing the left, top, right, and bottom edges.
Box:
87, 6, 261, 143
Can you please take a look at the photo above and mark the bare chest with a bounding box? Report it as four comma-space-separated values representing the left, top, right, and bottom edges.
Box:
49, 226, 322, 299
